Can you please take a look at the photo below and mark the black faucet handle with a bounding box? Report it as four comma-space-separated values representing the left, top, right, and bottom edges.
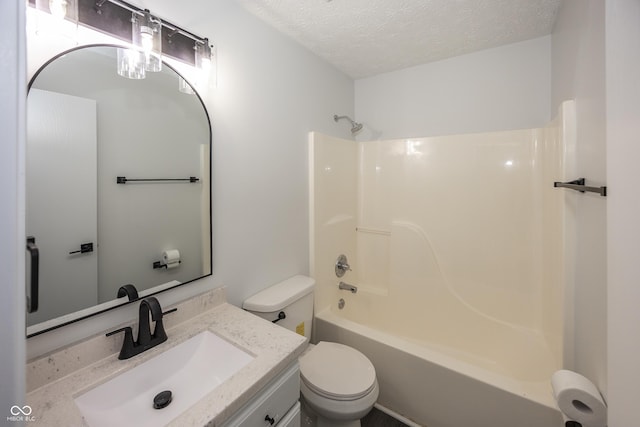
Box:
106, 326, 136, 360
153, 307, 178, 342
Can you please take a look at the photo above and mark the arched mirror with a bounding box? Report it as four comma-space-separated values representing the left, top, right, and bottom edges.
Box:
26, 44, 212, 336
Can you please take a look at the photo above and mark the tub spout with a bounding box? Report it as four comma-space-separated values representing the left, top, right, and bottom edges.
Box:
338, 281, 357, 293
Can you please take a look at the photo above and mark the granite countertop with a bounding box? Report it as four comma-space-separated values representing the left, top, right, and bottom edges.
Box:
26, 289, 307, 427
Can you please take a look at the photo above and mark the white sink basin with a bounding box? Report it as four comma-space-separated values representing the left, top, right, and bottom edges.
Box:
75, 330, 254, 427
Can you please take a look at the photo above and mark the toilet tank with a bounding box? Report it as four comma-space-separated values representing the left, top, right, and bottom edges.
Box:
243, 275, 315, 339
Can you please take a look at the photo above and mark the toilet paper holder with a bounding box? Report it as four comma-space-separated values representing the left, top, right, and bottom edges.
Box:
154, 249, 181, 269
153, 260, 181, 269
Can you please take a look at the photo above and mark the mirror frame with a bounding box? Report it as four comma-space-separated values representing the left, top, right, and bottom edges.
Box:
26, 43, 213, 338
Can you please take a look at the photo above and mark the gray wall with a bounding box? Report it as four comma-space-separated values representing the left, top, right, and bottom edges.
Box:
606, 1, 640, 425
0, 0, 26, 423
354, 36, 552, 140
551, 0, 607, 395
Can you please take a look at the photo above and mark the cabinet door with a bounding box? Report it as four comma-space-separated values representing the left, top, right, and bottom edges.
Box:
222, 362, 300, 427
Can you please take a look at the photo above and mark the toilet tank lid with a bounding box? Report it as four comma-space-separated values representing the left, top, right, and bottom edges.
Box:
243, 275, 315, 312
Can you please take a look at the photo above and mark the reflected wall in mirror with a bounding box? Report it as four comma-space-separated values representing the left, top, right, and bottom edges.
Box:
26, 45, 212, 336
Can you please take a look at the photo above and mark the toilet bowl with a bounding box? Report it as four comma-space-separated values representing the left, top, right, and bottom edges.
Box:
243, 275, 378, 426
299, 341, 379, 427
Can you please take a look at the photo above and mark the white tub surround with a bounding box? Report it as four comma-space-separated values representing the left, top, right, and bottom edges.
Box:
308, 102, 575, 427
26, 288, 307, 427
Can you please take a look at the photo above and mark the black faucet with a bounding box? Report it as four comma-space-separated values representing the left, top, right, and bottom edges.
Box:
106, 297, 177, 360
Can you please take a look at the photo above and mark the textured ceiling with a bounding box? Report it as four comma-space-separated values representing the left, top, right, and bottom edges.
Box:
236, 0, 561, 79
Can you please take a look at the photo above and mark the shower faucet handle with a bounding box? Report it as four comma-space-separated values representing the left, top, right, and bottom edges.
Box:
335, 254, 352, 278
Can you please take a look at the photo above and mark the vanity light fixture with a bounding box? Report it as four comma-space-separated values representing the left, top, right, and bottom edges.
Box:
132, 9, 162, 73
118, 9, 161, 79
29, 0, 216, 88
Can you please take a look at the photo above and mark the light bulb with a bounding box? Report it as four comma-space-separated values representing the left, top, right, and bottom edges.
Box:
33, 0, 77, 39
49, 0, 67, 19
132, 10, 162, 72
140, 27, 153, 53
200, 57, 212, 74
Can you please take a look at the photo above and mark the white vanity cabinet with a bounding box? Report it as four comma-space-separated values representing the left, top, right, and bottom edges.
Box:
222, 362, 300, 427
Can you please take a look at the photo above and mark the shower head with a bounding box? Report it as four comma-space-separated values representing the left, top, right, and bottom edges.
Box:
351, 121, 363, 133
334, 114, 363, 135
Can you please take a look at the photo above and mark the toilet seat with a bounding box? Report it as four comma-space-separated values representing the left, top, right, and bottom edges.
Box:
299, 341, 377, 401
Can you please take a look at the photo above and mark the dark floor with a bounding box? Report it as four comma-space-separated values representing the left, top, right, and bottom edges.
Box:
361, 408, 411, 427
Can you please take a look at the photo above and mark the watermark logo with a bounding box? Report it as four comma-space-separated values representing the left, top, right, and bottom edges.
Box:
11, 406, 31, 416
7, 405, 36, 422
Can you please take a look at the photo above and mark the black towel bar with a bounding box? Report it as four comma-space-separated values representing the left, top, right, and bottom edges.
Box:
553, 178, 607, 197
117, 176, 199, 184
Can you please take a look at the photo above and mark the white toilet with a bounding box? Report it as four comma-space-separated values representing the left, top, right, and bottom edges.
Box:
243, 275, 379, 427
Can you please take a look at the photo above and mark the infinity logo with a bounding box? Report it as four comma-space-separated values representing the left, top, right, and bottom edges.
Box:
10, 405, 32, 416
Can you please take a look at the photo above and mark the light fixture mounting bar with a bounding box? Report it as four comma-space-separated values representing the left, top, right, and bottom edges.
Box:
96, 0, 207, 44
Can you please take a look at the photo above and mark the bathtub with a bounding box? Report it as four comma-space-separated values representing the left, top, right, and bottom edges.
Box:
314, 305, 562, 427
